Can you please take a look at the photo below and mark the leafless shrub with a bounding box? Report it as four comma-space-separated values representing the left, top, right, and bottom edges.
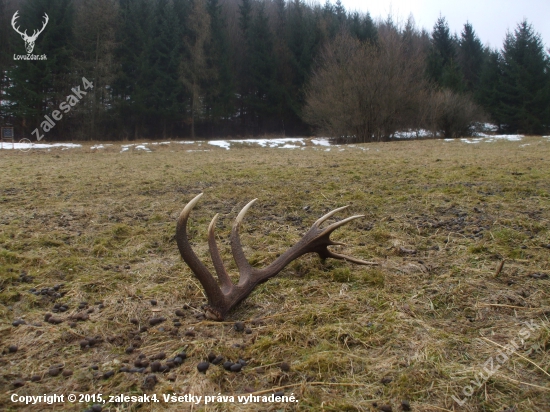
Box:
304, 27, 485, 141
428, 89, 486, 138
303, 30, 429, 142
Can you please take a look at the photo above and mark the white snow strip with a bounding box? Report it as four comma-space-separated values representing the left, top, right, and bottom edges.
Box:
311, 138, 331, 146
0, 142, 82, 150
394, 129, 432, 139
491, 134, 523, 141
208, 140, 231, 150
208, 138, 306, 150
461, 138, 484, 144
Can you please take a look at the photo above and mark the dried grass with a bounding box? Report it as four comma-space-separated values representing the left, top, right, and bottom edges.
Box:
0, 137, 549, 411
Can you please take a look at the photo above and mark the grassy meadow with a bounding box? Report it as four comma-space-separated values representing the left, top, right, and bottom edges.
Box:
1, 137, 549, 411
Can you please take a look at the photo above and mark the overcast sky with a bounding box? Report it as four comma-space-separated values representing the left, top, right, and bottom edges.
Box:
337, 0, 550, 50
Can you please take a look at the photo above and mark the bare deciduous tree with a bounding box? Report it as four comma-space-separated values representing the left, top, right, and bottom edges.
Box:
303, 28, 428, 142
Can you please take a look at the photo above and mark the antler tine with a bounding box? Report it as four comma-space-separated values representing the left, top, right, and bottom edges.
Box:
320, 214, 365, 237
176, 193, 226, 318
11, 11, 27, 36
231, 199, 257, 278
207, 213, 233, 293
313, 205, 350, 227
35, 13, 49, 37
318, 249, 375, 265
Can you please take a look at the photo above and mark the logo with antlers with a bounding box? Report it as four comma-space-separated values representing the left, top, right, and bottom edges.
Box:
11, 11, 49, 54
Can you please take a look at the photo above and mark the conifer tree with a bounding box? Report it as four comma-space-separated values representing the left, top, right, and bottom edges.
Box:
73, 0, 118, 139
475, 48, 502, 125
458, 22, 484, 93
112, 0, 155, 138
203, 0, 235, 133
180, 0, 211, 139
247, 2, 277, 133
498, 20, 550, 134
427, 16, 464, 92
150, 0, 186, 138
7, 0, 74, 138
0, 0, 11, 121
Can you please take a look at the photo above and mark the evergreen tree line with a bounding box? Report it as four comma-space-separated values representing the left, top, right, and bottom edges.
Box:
0, 0, 549, 141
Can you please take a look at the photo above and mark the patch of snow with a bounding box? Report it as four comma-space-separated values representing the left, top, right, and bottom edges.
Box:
460, 134, 524, 144
519, 144, 531, 147
394, 129, 432, 139
208, 138, 306, 150
312, 138, 331, 147
134, 145, 151, 152
0, 142, 82, 150
461, 138, 484, 144
174, 141, 196, 144
151, 141, 171, 145
482, 123, 499, 132
208, 140, 230, 150
120, 144, 134, 153
491, 134, 523, 141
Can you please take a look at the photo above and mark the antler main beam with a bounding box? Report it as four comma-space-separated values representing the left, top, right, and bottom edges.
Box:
176, 193, 376, 320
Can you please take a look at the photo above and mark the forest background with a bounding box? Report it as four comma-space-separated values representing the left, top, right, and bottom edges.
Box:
0, 0, 549, 142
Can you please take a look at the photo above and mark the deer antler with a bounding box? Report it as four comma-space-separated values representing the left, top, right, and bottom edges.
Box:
176, 193, 376, 321
11, 11, 48, 54
30, 13, 49, 41
11, 11, 27, 38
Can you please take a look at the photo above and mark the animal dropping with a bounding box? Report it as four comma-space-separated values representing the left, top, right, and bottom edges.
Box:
176, 193, 376, 320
